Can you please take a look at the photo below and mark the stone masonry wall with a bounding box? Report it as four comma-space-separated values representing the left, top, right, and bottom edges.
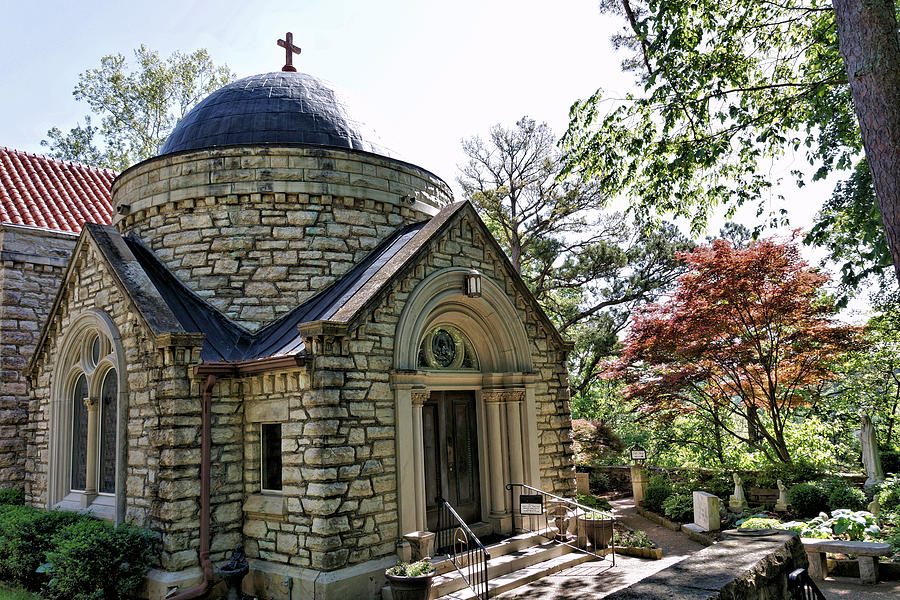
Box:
237, 208, 576, 576
0, 224, 76, 487
112, 147, 453, 331
25, 238, 237, 572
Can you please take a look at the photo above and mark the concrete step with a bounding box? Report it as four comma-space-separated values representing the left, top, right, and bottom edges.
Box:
382, 534, 599, 600
434, 550, 598, 599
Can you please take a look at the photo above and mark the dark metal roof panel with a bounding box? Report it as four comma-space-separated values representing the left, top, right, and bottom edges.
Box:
123, 220, 426, 362
159, 72, 391, 156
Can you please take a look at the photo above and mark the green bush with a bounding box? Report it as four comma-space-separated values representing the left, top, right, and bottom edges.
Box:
876, 473, 900, 512
576, 493, 612, 511
387, 559, 434, 577
589, 471, 611, 494
787, 483, 829, 518
642, 473, 673, 513
881, 451, 900, 475
0, 488, 25, 506
41, 518, 155, 600
662, 493, 694, 522
0, 505, 83, 590
827, 484, 867, 512
613, 528, 656, 548
755, 462, 822, 489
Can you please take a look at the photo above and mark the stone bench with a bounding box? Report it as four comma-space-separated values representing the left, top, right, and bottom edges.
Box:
801, 538, 892, 584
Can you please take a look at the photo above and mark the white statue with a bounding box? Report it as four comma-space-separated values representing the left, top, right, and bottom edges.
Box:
860, 413, 884, 488
729, 472, 749, 513
774, 479, 788, 512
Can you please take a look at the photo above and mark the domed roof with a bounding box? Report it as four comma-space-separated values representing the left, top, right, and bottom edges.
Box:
159, 72, 390, 156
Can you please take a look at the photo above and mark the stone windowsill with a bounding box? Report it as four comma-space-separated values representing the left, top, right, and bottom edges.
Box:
55, 492, 116, 522
243, 493, 287, 522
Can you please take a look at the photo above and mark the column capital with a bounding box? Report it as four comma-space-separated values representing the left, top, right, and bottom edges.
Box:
482, 389, 525, 404
411, 389, 430, 407
84, 396, 99, 410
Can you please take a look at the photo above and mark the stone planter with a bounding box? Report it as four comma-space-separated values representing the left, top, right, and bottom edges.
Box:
578, 517, 614, 549
385, 571, 436, 600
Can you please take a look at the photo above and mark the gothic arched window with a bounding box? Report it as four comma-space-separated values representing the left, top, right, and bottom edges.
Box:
50, 311, 124, 521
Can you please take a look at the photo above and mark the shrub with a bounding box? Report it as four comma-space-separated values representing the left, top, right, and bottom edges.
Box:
0, 488, 25, 506
662, 493, 694, 522
571, 419, 625, 466
785, 510, 882, 541
590, 471, 611, 494
827, 484, 867, 512
787, 483, 829, 518
881, 451, 900, 475
642, 473, 673, 513
876, 473, 900, 512
613, 528, 656, 548
576, 493, 612, 511
755, 462, 822, 489
0, 505, 83, 590
41, 519, 155, 600
738, 516, 782, 530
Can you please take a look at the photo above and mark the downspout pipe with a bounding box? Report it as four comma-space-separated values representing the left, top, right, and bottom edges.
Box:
169, 374, 217, 600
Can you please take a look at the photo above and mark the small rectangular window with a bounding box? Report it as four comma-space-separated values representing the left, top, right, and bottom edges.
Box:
261, 423, 282, 492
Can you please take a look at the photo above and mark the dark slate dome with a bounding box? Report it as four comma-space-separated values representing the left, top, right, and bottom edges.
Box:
159, 72, 390, 156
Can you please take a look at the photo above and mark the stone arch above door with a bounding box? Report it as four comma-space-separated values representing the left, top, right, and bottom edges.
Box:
394, 267, 533, 373
392, 267, 541, 536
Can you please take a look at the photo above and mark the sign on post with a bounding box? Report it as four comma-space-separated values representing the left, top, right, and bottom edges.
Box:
630, 445, 646, 463
520, 494, 543, 515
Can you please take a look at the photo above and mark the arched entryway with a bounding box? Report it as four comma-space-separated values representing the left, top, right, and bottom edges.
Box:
393, 267, 542, 536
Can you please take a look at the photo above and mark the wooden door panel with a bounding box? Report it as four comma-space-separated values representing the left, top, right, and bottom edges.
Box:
424, 391, 481, 530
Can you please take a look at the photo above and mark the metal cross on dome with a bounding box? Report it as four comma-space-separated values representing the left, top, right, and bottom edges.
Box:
277, 32, 301, 72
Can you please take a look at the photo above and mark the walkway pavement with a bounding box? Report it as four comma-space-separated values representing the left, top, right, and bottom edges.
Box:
495, 497, 900, 599
495, 497, 704, 599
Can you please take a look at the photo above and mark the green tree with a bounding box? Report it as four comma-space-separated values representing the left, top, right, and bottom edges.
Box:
562, 0, 900, 292
832, 302, 900, 449
42, 45, 234, 171
458, 116, 692, 398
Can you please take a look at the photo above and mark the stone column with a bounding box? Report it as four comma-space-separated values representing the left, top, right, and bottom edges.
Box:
522, 385, 541, 487
395, 386, 417, 536
83, 396, 99, 505
631, 465, 648, 507
411, 390, 429, 532
484, 391, 513, 533
505, 391, 526, 487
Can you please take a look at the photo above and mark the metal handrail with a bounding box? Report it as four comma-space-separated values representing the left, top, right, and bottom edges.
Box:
788, 568, 826, 600
435, 497, 490, 600
506, 483, 616, 565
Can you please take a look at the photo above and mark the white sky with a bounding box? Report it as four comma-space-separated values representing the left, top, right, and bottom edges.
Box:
0, 0, 859, 309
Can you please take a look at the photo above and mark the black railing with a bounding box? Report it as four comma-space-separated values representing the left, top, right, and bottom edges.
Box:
506, 483, 615, 565
435, 497, 490, 600
788, 568, 826, 600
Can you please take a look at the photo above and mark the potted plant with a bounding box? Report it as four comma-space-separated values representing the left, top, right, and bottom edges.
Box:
385, 558, 436, 600
577, 511, 614, 549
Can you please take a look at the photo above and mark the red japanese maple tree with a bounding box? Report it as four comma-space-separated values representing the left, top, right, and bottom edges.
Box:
607, 236, 861, 464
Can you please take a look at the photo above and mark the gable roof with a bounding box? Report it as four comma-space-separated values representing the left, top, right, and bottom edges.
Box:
324, 200, 571, 350
0, 147, 115, 232
29, 200, 570, 375
125, 221, 428, 362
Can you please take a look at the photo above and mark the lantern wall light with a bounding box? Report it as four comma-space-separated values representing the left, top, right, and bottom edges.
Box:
465, 268, 482, 298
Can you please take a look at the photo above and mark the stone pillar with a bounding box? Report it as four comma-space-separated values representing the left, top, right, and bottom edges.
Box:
411, 390, 429, 532
484, 392, 510, 531
83, 396, 99, 504
631, 465, 648, 507
396, 387, 417, 536
505, 393, 525, 488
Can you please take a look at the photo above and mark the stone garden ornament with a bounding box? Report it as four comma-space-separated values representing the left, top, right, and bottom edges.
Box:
774, 479, 788, 512
729, 472, 749, 513
860, 413, 884, 488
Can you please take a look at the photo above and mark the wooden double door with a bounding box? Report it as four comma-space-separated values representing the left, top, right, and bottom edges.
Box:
424, 391, 482, 530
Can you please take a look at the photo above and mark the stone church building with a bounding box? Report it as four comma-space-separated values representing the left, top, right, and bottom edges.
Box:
10, 68, 576, 599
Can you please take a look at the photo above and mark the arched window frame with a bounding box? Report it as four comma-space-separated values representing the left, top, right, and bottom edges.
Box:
48, 310, 127, 523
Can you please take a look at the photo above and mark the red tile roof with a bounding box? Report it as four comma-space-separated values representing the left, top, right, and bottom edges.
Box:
0, 147, 115, 233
